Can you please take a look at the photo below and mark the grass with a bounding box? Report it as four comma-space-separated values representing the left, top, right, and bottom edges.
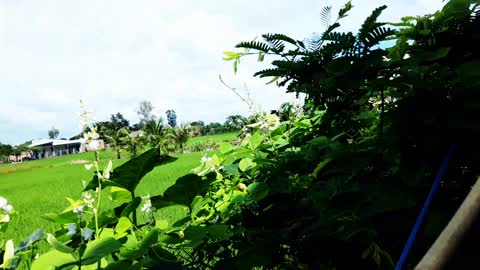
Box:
0, 132, 237, 246
186, 132, 238, 146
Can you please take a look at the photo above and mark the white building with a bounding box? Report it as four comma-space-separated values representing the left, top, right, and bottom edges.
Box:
29, 139, 85, 159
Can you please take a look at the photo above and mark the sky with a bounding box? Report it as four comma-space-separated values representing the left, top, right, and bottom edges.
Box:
0, 0, 444, 145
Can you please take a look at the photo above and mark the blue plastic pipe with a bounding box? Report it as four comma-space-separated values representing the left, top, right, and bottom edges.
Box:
394, 144, 456, 270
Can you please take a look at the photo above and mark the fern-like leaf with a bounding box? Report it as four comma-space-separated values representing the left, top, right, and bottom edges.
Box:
320, 6, 332, 27
262, 33, 297, 46
235, 41, 271, 53
338, 1, 353, 19
363, 26, 395, 47
358, 5, 388, 42
254, 68, 284, 78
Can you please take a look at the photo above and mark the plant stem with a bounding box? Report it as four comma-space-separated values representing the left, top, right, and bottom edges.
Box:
132, 191, 137, 226
95, 181, 102, 239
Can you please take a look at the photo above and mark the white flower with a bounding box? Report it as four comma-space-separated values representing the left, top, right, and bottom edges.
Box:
66, 224, 77, 236
84, 164, 93, 170
0, 197, 13, 223
102, 160, 113, 180
89, 140, 100, 151
3, 205, 13, 213
207, 157, 212, 162
81, 228, 94, 241
0, 197, 7, 209
141, 195, 154, 215
73, 205, 85, 218
201, 156, 207, 163
245, 133, 251, 138
82, 192, 94, 208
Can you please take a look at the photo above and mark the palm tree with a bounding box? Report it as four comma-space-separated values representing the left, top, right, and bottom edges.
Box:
167, 124, 190, 152
120, 130, 145, 158
106, 128, 129, 159
143, 118, 166, 151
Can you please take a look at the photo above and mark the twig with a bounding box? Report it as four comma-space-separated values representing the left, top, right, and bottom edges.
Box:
218, 75, 253, 108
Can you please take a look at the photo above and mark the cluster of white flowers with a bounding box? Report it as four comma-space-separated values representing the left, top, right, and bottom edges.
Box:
247, 113, 280, 133
0, 197, 13, 223
66, 224, 77, 236
82, 192, 95, 209
73, 205, 85, 218
79, 100, 101, 150
141, 195, 155, 222
65, 224, 94, 241
141, 195, 154, 215
201, 155, 223, 172
81, 228, 94, 240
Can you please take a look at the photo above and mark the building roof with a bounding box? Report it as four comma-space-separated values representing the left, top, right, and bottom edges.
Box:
29, 139, 86, 147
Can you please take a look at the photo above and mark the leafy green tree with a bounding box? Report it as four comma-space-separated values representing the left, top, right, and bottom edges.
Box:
136, 100, 155, 126
110, 112, 130, 131
224, 115, 247, 131
120, 130, 145, 158
166, 124, 190, 151
165, 110, 177, 128
48, 127, 59, 139
143, 118, 166, 150
0, 143, 13, 163
106, 129, 129, 159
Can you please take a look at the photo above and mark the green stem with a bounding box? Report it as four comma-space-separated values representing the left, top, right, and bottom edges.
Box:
95, 180, 102, 239
132, 191, 137, 226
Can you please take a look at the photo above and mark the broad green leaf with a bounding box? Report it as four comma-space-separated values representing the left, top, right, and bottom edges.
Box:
114, 197, 141, 218
32, 250, 75, 270
151, 174, 214, 208
149, 245, 178, 263
239, 158, 256, 172
207, 224, 229, 240
15, 229, 45, 253
247, 182, 269, 202
81, 237, 122, 265
219, 142, 234, 154
155, 219, 169, 230
293, 119, 312, 128
115, 217, 133, 235
110, 186, 131, 204
248, 133, 264, 150
42, 210, 77, 224
46, 233, 74, 253
119, 229, 159, 260
85, 149, 177, 193
65, 197, 83, 209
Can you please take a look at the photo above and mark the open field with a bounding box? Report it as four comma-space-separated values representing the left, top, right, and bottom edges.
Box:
0, 133, 237, 245
186, 132, 238, 146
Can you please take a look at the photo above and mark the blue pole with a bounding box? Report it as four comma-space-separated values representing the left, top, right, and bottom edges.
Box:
394, 144, 456, 270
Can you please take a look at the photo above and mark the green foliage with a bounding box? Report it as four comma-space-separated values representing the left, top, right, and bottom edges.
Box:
47, 127, 59, 140
2, 1, 480, 269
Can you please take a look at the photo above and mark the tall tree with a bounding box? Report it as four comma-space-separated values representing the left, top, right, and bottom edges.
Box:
165, 110, 177, 128
143, 118, 166, 152
48, 127, 60, 139
167, 124, 190, 151
136, 100, 155, 126
224, 115, 247, 131
106, 128, 129, 159
110, 112, 130, 130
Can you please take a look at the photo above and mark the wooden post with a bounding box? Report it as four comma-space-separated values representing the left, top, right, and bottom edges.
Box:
415, 177, 480, 270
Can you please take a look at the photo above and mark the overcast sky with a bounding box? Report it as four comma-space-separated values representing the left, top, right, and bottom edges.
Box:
0, 0, 443, 145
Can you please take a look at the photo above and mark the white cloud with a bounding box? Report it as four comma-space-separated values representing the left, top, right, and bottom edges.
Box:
0, 0, 445, 144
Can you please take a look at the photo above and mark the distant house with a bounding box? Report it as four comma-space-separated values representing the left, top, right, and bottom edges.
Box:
28, 138, 105, 159
8, 152, 32, 163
